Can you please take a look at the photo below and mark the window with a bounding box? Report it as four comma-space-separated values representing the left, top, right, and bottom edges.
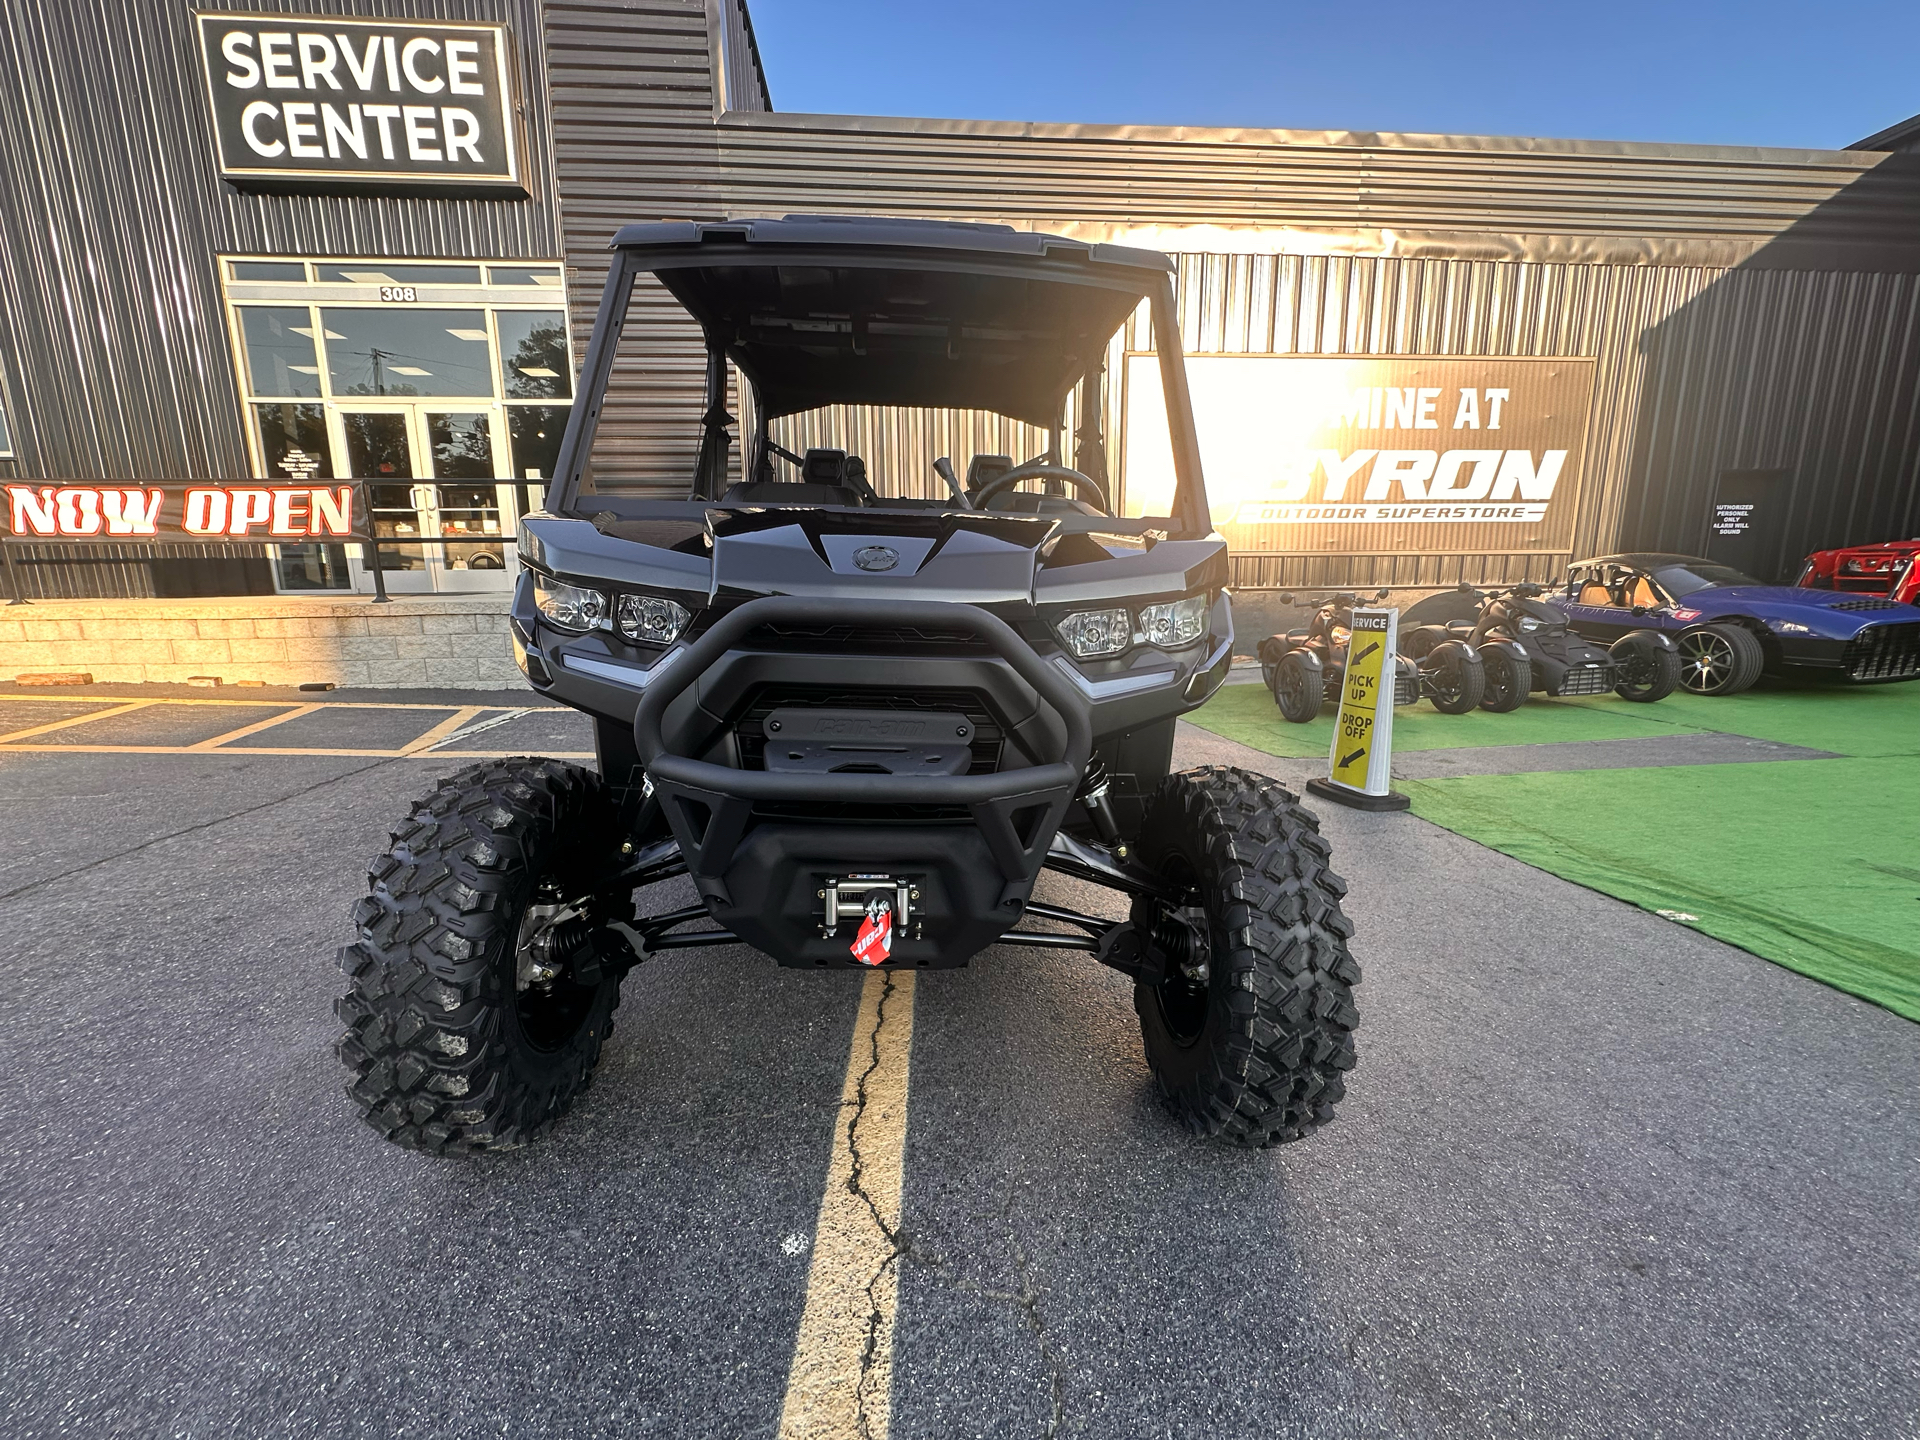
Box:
321, 308, 494, 397
221, 255, 576, 593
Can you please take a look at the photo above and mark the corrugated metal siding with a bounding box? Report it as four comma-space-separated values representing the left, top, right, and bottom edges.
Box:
1153, 254, 1716, 586
764, 406, 1053, 500
714, 113, 1920, 268
1621, 267, 1920, 573
0, 544, 276, 601
712, 0, 770, 114
543, 0, 724, 491
699, 107, 1920, 588
0, 0, 563, 483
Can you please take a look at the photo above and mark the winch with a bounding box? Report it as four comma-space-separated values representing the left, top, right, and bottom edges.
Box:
820, 873, 920, 939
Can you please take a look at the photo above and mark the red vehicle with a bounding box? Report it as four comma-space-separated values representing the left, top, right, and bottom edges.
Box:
1796, 539, 1920, 605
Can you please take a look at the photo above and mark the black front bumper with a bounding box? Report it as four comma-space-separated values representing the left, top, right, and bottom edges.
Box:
628, 595, 1094, 967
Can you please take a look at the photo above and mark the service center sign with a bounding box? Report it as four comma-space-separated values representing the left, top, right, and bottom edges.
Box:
196, 13, 524, 194
1125, 355, 1596, 546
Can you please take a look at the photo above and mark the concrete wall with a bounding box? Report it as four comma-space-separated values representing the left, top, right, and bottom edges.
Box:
0, 596, 520, 690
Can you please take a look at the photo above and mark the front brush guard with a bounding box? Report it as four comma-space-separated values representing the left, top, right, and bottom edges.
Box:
633, 596, 1095, 964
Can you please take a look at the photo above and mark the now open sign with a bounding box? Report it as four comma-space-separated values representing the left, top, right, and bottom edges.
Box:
3, 485, 365, 542
196, 14, 526, 195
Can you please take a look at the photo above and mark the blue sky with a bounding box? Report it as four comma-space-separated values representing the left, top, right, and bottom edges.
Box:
751, 1, 1919, 150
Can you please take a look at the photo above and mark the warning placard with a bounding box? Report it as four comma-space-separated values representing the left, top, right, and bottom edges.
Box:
1327, 609, 1397, 796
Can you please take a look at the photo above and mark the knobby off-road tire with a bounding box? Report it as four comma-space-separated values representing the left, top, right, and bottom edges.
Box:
336, 758, 627, 1154
1477, 644, 1532, 713
1131, 767, 1360, 1147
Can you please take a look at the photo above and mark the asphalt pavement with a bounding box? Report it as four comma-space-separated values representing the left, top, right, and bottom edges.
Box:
1, 694, 1916, 1439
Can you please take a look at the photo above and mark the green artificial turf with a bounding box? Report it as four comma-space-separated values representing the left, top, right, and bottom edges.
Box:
1189, 680, 1717, 757
1402, 759, 1920, 1022
1191, 677, 1920, 1021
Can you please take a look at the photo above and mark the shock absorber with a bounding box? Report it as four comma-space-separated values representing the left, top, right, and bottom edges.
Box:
1077, 754, 1128, 859
526, 914, 601, 990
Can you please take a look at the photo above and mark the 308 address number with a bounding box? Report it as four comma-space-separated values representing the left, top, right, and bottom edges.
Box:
378, 286, 417, 303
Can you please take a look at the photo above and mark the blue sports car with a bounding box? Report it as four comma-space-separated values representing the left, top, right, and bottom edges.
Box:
1555, 553, 1920, 695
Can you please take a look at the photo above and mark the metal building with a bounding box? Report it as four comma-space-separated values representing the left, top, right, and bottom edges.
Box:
2, 0, 1916, 597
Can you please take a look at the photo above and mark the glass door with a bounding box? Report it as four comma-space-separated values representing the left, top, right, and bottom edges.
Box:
335, 407, 434, 594
332, 405, 518, 594
423, 409, 514, 592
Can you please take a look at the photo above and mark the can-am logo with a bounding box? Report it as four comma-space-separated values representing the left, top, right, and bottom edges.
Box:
4, 485, 357, 539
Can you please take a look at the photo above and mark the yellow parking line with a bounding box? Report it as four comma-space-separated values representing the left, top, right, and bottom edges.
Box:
401, 706, 485, 755
0, 700, 158, 744
0, 743, 595, 759
187, 703, 321, 751
0, 694, 527, 711
779, 970, 917, 1440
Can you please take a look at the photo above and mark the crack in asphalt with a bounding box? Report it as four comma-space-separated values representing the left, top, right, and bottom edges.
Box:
840, 978, 1064, 1440
844, 971, 904, 1440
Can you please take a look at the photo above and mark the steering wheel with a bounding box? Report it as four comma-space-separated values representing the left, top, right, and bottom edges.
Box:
968, 462, 1110, 514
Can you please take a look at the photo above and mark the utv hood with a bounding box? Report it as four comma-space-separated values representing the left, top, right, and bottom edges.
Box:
707, 508, 1053, 606
609, 216, 1169, 426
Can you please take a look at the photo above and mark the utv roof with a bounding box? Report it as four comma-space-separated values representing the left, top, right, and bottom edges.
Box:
605, 216, 1174, 426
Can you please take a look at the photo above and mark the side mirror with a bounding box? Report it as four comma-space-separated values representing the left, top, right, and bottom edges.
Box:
1375, 588, 1391, 601
1457, 581, 1473, 593
1631, 604, 1649, 616
1279, 592, 1295, 604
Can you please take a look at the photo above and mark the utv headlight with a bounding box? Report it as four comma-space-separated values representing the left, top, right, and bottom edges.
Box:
533, 575, 609, 632
617, 593, 691, 646
1138, 594, 1210, 649
1057, 607, 1132, 659
1517, 615, 1540, 633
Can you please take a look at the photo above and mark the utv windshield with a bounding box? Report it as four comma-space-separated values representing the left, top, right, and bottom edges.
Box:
550, 218, 1209, 536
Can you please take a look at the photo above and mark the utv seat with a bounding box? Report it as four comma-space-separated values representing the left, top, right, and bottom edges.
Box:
720, 446, 870, 506
1443, 620, 1476, 638
964, 454, 1014, 496
803, 448, 850, 484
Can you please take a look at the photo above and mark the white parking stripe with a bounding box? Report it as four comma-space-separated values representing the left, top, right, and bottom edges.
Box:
401, 706, 485, 755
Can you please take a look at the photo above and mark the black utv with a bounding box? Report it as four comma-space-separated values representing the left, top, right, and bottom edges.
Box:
335, 217, 1360, 1154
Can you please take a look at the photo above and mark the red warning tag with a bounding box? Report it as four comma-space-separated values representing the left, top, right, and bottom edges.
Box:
850, 895, 893, 966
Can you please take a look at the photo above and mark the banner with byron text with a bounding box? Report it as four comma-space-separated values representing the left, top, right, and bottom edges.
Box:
1124, 354, 1596, 555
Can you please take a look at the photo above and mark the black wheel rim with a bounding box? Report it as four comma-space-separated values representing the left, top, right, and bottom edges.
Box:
1150, 855, 1211, 1046
1428, 657, 1465, 706
1487, 656, 1515, 706
1679, 631, 1734, 692
1277, 662, 1312, 715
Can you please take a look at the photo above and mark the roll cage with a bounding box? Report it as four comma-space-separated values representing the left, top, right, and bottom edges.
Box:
543, 217, 1212, 539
